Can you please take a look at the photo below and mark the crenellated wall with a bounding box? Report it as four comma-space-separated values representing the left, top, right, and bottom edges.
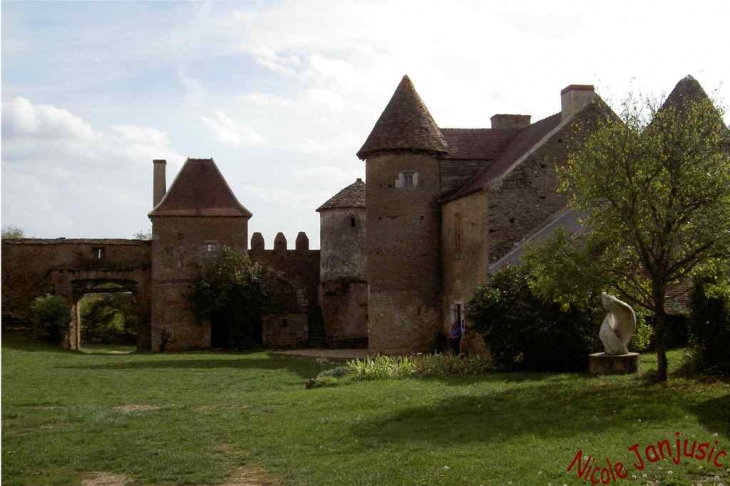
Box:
248, 231, 321, 348
1, 231, 321, 351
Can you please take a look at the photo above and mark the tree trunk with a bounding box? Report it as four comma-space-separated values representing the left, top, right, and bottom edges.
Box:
653, 285, 668, 382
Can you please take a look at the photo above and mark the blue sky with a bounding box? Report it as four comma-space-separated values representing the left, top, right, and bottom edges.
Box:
3, 0, 729, 248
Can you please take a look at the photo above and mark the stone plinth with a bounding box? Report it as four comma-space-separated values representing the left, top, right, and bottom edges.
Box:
588, 352, 640, 375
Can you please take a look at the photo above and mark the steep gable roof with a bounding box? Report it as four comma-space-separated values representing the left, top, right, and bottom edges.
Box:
317, 178, 366, 212
148, 158, 252, 217
357, 75, 448, 160
440, 128, 520, 160
451, 113, 563, 198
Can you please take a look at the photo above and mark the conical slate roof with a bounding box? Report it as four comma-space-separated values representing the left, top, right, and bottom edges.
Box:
662, 75, 710, 111
316, 178, 366, 212
652, 75, 728, 137
357, 75, 448, 160
149, 158, 252, 217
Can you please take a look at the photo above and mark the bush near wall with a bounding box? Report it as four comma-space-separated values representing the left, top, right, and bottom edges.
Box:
467, 265, 601, 372
688, 274, 730, 375
31, 294, 69, 344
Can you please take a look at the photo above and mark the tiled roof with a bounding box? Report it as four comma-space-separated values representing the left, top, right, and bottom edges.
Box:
317, 178, 366, 212
148, 158, 252, 217
662, 75, 708, 111
357, 75, 448, 160
453, 113, 563, 197
440, 128, 520, 160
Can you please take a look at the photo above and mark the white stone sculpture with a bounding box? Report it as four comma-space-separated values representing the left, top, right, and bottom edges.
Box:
598, 293, 636, 355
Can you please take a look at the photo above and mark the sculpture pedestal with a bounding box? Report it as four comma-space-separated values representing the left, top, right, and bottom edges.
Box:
588, 352, 639, 375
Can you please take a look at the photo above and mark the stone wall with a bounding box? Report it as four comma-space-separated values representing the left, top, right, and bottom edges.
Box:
319, 281, 368, 347
262, 313, 309, 348
486, 106, 604, 263
319, 209, 366, 282
440, 191, 489, 355
249, 232, 321, 348
319, 208, 368, 348
150, 216, 248, 351
366, 152, 442, 354
1, 239, 152, 349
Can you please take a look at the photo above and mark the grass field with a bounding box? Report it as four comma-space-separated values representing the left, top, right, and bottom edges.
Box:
2, 334, 729, 485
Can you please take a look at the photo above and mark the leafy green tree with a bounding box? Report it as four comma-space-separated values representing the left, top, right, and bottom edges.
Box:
467, 264, 601, 371
687, 259, 730, 375
2, 226, 25, 239
31, 294, 69, 344
80, 293, 137, 344
188, 246, 266, 347
558, 80, 730, 381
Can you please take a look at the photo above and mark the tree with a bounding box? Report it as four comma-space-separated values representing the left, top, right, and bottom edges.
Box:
559, 77, 730, 381
31, 294, 70, 344
133, 229, 152, 240
2, 226, 25, 239
188, 246, 266, 347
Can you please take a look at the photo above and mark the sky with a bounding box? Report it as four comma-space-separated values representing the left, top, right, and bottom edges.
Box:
2, 0, 729, 248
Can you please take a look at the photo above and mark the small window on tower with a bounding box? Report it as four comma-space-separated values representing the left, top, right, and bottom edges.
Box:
92, 247, 105, 261
396, 171, 419, 188
350, 216, 356, 227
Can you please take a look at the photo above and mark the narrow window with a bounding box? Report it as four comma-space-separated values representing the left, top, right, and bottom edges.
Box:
350, 216, 356, 228
92, 247, 105, 261
403, 172, 414, 188
454, 213, 462, 261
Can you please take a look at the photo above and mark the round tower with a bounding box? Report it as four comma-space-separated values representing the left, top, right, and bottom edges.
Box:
357, 75, 449, 354
317, 178, 368, 347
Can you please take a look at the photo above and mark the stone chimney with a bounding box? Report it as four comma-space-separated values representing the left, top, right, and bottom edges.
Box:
152, 159, 167, 208
490, 114, 531, 129
561, 85, 596, 120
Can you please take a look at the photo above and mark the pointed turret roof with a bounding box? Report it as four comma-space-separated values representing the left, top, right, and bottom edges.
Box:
316, 178, 366, 212
148, 158, 252, 217
357, 75, 448, 160
663, 75, 708, 110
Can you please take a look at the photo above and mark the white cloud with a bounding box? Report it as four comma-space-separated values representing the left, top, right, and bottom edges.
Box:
1, 97, 185, 238
238, 92, 291, 106
2, 96, 94, 139
201, 111, 263, 147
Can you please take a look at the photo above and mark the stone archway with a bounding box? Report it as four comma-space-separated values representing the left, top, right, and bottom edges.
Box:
50, 270, 151, 351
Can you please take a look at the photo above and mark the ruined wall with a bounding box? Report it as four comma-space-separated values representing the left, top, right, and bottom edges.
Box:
319, 208, 368, 348
150, 216, 248, 351
486, 106, 603, 263
1, 239, 152, 348
366, 152, 442, 354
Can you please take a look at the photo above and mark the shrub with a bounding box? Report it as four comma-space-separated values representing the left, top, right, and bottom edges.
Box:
687, 273, 730, 375
346, 356, 417, 380
31, 294, 69, 344
467, 265, 601, 372
318, 354, 493, 385
188, 247, 266, 347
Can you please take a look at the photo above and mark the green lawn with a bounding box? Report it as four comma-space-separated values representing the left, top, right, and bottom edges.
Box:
2, 334, 729, 486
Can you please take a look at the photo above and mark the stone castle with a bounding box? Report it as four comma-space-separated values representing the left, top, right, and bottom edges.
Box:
1, 75, 708, 353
